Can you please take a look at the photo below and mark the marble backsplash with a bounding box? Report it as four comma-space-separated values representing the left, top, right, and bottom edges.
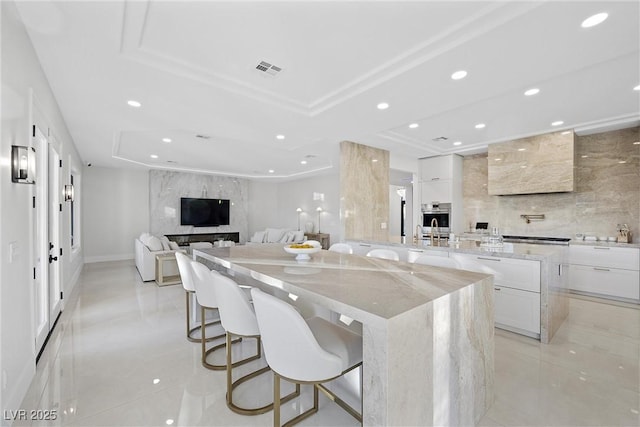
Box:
149, 170, 249, 241
463, 127, 640, 239
340, 141, 390, 241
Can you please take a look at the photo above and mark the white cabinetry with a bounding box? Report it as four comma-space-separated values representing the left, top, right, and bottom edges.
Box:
452, 253, 541, 337
568, 245, 640, 301
418, 154, 463, 232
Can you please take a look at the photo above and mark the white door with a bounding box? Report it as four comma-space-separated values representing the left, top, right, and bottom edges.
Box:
33, 126, 63, 355
48, 143, 62, 324
33, 126, 49, 352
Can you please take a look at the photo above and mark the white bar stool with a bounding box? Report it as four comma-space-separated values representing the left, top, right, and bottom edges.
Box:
175, 252, 219, 343
190, 260, 239, 370
366, 248, 399, 261
251, 288, 363, 426
212, 274, 299, 415
328, 243, 353, 254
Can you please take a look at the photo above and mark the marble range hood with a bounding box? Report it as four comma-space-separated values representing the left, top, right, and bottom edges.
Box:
487, 130, 575, 196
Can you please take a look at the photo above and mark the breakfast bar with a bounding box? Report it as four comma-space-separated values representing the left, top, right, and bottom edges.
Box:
194, 244, 494, 426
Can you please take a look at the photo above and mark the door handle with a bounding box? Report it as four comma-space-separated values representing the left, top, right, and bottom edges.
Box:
49, 255, 58, 263
49, 242, 54, 250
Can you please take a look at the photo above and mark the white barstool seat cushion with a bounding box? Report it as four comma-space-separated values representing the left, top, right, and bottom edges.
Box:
328, 243, 353, 254
190, 260, 219, 308
175, 252, 196, 292
252, 288, 362, 382
212, 274, 259, 337
306, 317, 362, 373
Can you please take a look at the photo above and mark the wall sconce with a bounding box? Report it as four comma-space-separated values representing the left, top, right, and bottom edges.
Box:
11, 145, 36, 184
296, 207, 303, 231
316, 207, 323, 232
64, 184, 75, 202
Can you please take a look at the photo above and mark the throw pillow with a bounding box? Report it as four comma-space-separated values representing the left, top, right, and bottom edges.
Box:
293, 230, 305, 243
250, 231, 266, 243
160, 236, 171, 251
139, 233, 151, 246
266, 228, 286, 243
146, 236, 164, 251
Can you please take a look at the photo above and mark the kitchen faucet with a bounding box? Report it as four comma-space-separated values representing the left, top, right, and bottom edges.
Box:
430, 218, 440, 246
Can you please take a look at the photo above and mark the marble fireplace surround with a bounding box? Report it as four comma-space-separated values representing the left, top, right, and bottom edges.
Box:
464, 127, 640, 238
149, 170, 249, 240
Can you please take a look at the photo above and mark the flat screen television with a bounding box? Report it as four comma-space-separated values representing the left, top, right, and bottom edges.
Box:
180, 198, 230, 227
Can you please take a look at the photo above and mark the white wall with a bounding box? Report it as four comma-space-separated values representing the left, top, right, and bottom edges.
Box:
82, 166, 149, 262
1, 2, 83, 413
276, 173, 341, 240
248, 173, 341, 242
248, 180, 279, 233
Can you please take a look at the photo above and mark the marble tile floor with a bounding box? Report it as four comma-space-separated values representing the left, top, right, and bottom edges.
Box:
14, 260, 640, 427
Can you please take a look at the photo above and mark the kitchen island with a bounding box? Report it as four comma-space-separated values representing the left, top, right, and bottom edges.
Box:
348, 239, 570, 344
194, 244, 494, 427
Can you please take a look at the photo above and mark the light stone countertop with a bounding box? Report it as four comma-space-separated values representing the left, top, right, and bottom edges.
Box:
195, 243, 491, 323
569, 240, 640, 249
349, 239, 566, 261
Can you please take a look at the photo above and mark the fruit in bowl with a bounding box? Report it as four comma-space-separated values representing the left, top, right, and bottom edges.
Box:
283, 243, 321, 261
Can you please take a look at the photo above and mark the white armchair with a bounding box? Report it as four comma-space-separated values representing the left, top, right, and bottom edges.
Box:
134, 235, 183, 282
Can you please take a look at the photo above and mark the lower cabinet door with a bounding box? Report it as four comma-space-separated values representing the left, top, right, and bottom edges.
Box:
569, 265, 640, 300
494, 286, 541, 335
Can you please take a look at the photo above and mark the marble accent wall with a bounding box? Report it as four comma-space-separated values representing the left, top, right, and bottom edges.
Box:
488, 131, 575, 195
149, 170, 249, 241
340, 141, 390, 241
464, 127, 640, 238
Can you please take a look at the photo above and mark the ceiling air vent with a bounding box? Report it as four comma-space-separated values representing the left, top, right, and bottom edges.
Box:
256, 60, 283, 77
195, 134, 211, 140
432, 136, 448, 142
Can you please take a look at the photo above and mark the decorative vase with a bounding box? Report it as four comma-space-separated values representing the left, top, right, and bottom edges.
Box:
304, 221, 314, 233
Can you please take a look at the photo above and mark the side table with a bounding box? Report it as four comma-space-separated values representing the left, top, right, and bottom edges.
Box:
304, 232, 330, 249
155, 253, 181, 286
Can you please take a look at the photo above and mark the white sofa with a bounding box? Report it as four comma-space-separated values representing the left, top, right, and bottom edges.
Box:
134, 234, 183, 282
247, 228, 305, 245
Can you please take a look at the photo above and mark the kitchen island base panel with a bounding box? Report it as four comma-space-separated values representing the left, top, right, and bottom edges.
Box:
364, 279, 494, 426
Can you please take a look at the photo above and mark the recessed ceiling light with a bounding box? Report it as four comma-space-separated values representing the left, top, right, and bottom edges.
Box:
618, 160, 627, 164
551, 120, 564, 126
451, 70, 467, 80
409, 123, 419, 129
372, 159, 379, 162
518, 148, 526, 152
127, 100, 141, 108
634, 85, 640, 91
150, 154, 158, 159
377, 102, 389, 110
453, 141, 462, 146
268, 169, 275, 173
561, 131, 572, 135
524, 88, 540, 96
521, 165, 527, 168
494, 158, 502, 161
276, 134, 285, 140
300, 160, 307, 165
581, 12, 608, 28
162, 138, 172, 143
633, 141, 640, 145
581, 155, 589, 158
475, 123, 486, 129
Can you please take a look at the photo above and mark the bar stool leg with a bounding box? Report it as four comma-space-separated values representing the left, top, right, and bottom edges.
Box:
225, 332, 299, 415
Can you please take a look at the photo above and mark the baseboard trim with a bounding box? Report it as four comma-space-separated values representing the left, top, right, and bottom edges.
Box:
84, 253, 134, 264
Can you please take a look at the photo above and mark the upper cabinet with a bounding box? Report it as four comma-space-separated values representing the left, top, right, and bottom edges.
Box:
419, 154, 464, 232
488, 131, 575, 195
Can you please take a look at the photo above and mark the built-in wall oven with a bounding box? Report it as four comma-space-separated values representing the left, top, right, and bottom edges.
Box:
422, 203, 451, 236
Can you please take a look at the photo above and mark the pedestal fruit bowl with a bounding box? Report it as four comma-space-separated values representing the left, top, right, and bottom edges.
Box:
283, 243, 321, 261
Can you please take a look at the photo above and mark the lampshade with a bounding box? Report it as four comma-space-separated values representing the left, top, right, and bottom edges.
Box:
11, 145, 36, 184
64, 184, 75, 202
